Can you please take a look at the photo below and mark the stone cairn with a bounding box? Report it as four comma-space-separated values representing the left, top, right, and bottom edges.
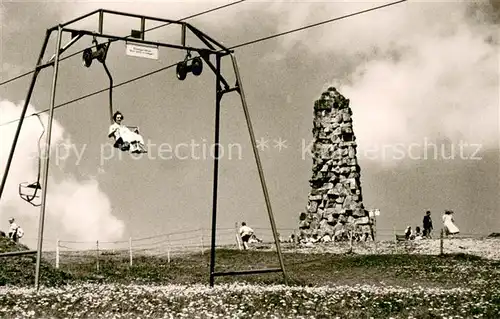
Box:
298, 87, 373, 243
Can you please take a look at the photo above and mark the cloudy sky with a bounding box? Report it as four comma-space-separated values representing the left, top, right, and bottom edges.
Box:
0, 0, 498, 250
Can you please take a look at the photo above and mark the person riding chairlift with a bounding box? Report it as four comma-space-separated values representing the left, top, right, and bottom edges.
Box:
108, 111, 147, 154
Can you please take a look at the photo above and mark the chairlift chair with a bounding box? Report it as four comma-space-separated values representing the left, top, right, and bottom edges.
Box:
19, 182, 42, 207
18, 114, 45, 206
112, 125, 142, 152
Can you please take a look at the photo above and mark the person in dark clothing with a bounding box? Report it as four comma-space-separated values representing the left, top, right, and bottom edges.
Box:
423, 211, 433, 238
239, 222, 254, 250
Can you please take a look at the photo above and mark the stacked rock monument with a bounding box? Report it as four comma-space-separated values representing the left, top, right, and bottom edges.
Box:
299, 87, 373, 242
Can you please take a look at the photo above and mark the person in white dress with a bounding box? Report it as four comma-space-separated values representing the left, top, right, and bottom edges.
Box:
108, 111, 147, 154
442, 210, 460, 237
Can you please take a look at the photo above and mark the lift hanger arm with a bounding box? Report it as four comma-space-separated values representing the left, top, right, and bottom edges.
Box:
102, 61, 114, 123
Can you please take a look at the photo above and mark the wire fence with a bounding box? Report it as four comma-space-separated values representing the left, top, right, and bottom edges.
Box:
51, 228, 235, 269
37, 226, 499, 272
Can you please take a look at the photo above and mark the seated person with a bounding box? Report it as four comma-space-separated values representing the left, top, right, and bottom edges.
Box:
331, 221, 346, 242
414, 226, 423, 240
249, 234, 263, 243
405, 226, 412, 240
108, 111, 147, 154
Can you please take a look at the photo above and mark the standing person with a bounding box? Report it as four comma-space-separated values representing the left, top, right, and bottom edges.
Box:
423, 211, 433, 238
442, 210, 460, 238
8, 217, 19, 243
239, 222, 254, 250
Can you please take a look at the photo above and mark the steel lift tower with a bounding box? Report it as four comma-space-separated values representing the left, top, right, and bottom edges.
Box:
0, 9, 287, 289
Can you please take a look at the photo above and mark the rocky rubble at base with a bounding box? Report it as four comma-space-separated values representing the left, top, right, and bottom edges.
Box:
267, 237, 500, 260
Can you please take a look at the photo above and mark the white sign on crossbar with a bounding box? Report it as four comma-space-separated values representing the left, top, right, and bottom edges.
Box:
125, 43, 159, 60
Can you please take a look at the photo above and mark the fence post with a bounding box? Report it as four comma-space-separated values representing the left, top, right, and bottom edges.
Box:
167, 235, 171, 263
96, 240, 100, 272
372, 215, 377, 241
393, 226, 397, 254
200, 229, 204, 256
440, 228, 444, 255
55, 239, 60, 269
348, 229, 353, 253
235, 222, 242, 250
129, 237, 133, 267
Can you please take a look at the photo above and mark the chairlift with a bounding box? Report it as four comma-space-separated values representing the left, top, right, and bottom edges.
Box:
82, 38, 148, 154
82, 40, 204, 154
110, 121, 147, 154
18, 114, 45, 206
19, 182, 42, 207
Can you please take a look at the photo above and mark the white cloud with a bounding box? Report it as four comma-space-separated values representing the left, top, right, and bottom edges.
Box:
268, 1, 499, 160
47, 178, 121, 242
0, 100, 124, 247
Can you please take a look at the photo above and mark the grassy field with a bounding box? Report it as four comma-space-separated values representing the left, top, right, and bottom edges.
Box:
1, 237, 499, 318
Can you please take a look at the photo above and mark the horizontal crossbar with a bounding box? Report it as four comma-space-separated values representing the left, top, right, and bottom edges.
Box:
220, 87, 240, 95
62, 28, 218, 55
0, 250, 37, 258
101, 8, 185, 26
213, 268, 283, 277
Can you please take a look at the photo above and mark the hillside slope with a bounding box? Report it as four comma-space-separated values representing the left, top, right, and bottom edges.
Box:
0, 236, 71, 286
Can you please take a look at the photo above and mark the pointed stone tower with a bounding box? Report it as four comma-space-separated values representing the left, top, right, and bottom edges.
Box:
299, 87, 372, 242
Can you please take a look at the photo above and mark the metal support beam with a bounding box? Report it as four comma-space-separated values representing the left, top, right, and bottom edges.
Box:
213, 268, 282, 277
208, 53, 288, 286
0, 250, 37, 258
221, 87, 239, 95
186, 24, 230, 52
62, 28, 217, 55
230, 53, 288, 285
47, 33, 84, 64
181, 24, 186, 47
186, 25, 216, 51
52, 9, 100, 29
0, 29, 52, 202
209, 53, 223, 288
35, 25, 63, 291
101, 8, 186, 26
140, 17, 145, 40
98, 10, 104, 34
199, 54, 230, 90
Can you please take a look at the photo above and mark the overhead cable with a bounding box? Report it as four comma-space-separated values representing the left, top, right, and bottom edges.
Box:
0, 0, 406, 127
